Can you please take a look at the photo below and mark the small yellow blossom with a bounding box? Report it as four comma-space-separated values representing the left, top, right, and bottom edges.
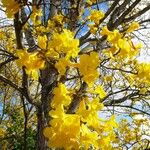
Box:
101, 26, 122, 44
80, 124, 99, 149
55, 58, 71, 76
127, 22, 140, 33
0, 127, 5, 138
38, 35, 47, 49
77, 52, 100, 86
88, 9, 104, 24
137, 62, 150, 84
16, 50, 45, 80
94, 85, 107, 99
53, 14, 64, 25
48, 29, 79, 58
44, 113, 80, 150
51, 83, 71, 108
2, 0, 20, 18
104, 75, 113, 82
88, 24, 98, 34
31, 6, 42, 25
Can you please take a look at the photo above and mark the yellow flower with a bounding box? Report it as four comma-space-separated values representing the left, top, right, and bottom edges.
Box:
108, 30, 122, 44
2, 0, 20, 18
31, 6, 42, 25
94, 85, 107, 99
127, 22, 140, 33
88, 9, 104, 24
101, 26, 111, 35
51, 83, 71, 108
77, 98, 104, 129
101, 26, 122, 44
88, 24, 98, 34
0, 127, 5, 138
44, 113, 80, 149
78, 52, 100, 87
104, 75, 113, 82
137, 62, 150, 84
0, 30, 6, 40
49, 105, 65, 119
47, 20, 55, 28
53, 14, 64, 25
16, 50, 45, 80
48, 29, 79, 58
104, 115, 118, 131
101, 26, 141, 59
89, 98, 104, 111
55, 58, 71, 76
117, 38, 131, 56
38, 35, 47, 49
80, 124, 99, 149
83, 71, 99, 87
98, 136, 113, 150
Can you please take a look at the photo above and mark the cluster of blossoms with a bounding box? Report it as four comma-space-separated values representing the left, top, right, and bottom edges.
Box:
88, 9, 105, 24
88, 9, 105, 34
101, 23, 141, 59
2, 0, 20, 18
137, 63, 150, 85
16, 26, 101, 87
16, 50, 45, 80
128, 62, 150, 93
0, 127, 5, 138
77, 52, 100, 87
43, 83, 118, 149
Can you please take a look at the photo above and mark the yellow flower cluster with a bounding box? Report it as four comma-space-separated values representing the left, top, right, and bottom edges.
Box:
88, 23, 98, 34
77, 52, 100, 87
48, 29, 79, 59
44, 83, 79, 149
88, 10, 104, 24
101, 27, 122, 44
93, 85, 107, 99
16, 50, 45, 80
137, 63, 150, 85
15, 29, 79, 79
127, 22, 140, 33
45, 14, 64, 33
101, 26, 141, 59
47, 29, 79, 75
29, 11, 64, 37
86, 0, 97, 5
0, 29, 5, 40
128, 61, 150, 91
51, 83, 71, 108
53, 14, 64, 25
38, 35, 47, 49
44, 83, 118, 149
2, 0, 20, 18
0, 127, 5, 138
30, 6, 42, 25
88, 9, 104, 34
44, 107, 80, 149
118, 119, 140, 144
55, 58, 73, 75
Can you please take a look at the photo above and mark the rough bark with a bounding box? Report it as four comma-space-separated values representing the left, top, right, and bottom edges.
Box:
21, 8, 36, 52
36, 106, 47, 150
36, 1, 60, 149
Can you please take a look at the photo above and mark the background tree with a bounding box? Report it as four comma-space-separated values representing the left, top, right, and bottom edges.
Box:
0, 0, 150, 150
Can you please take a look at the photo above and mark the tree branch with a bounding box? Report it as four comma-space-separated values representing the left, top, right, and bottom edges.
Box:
0, 74, 22, 94
105, 104, 150, 116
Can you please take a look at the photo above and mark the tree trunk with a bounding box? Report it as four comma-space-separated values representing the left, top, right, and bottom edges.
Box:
37, 106, 47, 150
